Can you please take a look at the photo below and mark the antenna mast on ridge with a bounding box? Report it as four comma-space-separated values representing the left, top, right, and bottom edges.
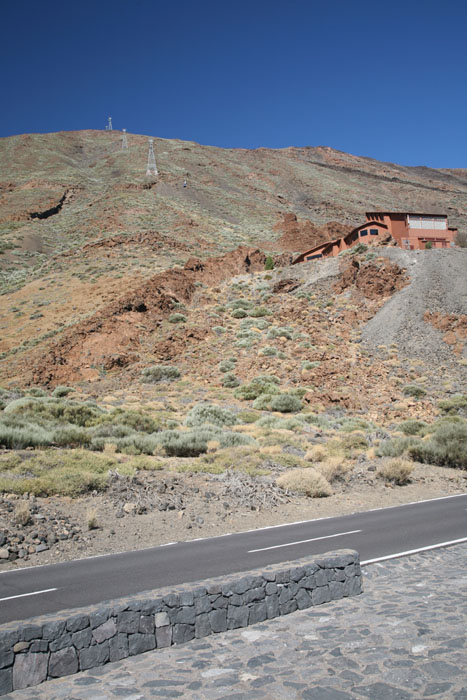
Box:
146, 138, 158, 177
106, 116, 113, 131
122, 128, 128, 150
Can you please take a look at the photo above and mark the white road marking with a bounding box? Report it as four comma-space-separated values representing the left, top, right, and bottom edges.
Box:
0, 493, 465, 575
0, 587, 57, 602
361, 536, 467, 565
248, 529, 361, 553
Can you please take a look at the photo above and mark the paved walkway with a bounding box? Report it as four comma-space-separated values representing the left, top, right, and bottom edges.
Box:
5, 545, 467, 700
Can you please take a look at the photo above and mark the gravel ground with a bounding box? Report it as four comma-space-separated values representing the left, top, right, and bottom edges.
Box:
362, 248, 467, 366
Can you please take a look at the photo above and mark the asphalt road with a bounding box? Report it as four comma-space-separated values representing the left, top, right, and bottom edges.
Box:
0, 493, 466, 624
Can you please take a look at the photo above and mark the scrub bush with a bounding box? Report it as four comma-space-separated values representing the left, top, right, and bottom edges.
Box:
0, 450, 118, 496
301, 360, 320, 370
252, 394, 273, 410
398, 419, 428, 436
267, 326, 293, 340
219, 360, 236, 373
168, 313, 186, 323
231, 309, 248, 319
408, 421, 467, 469
228, 299, 252, 310
234, 375, 280, 401
403, 384, 427, 399
249, 307, 271, 318
185, 403, 237, 428
0, 423, 54, 449
438, 394, 467, 416
270, 394, 302, 413
52, 386, 74, 398
276, 468, 332, 497
376, 436, 419, 458
222, 373, 240, 388
141, 365, 180, 383
159, 429, 211, 457
258, 346, 278, 357
377, 459, 414, 485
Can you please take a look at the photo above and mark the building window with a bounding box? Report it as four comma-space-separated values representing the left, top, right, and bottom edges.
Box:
360, 229, 368, 236
408, 215, 447, 230
369, 228, 379, 235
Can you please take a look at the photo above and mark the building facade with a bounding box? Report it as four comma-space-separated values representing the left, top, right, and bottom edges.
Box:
364, 212, 457, 250
292, 212, 457, 264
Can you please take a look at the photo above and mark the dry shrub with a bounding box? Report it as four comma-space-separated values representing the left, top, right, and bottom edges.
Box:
316, 457, 350, 483
86, 508, 99, 530
13, 501, 32, 526
377, 459, 413, 485
276, 468, 332, 497
206, 439, 221, 453
305, 445, 327, 462
260, 445, 282, 456
103, 442, 117, 454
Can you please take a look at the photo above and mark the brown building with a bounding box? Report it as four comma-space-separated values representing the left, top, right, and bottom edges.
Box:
293, 212, 458, 264
365, 212, 457, 250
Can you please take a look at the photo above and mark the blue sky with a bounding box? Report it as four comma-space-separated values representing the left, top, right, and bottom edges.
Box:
1, 0, 466, 167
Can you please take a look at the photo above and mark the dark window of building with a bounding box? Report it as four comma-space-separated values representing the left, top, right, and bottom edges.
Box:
370, 228, 379, 235
360, 229, 368, 236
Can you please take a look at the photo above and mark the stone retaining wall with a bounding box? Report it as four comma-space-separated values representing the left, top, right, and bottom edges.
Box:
0, 548, 362, 694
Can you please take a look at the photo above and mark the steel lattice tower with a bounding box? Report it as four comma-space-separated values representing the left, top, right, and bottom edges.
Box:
146, 138, 158, 176
122, 128, 128, 150
106, 116, 113, 131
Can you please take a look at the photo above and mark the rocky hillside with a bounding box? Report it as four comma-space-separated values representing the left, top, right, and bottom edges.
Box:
1, 130, 466, 290
0, 130, 466, 389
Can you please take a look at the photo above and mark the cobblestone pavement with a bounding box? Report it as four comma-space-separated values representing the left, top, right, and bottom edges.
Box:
5, 545, 467, 700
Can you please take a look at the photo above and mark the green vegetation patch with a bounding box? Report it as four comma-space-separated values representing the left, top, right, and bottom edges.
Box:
0, 393, 161, 453
408, 420, 467, 470
168, 313, 186, 323
403, 384, 427, 399
0, 450, 123, 496
234, 374, 280, 401
141, 365, 181, 383
185, 403, 237, 428
398, 419, 428, 436
438, 394, 467, 416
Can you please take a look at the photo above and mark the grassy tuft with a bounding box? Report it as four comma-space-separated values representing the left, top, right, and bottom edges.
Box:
13, 501, 32, 526
86, 508, 100, 530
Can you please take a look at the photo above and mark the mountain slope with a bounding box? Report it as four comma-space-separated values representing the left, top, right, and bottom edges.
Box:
0, 130, 465, 387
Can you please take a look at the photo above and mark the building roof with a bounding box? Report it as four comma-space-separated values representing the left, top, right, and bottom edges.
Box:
292, 220, 390, 264
365, 211, 447, 218
355, 221, 388, 231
